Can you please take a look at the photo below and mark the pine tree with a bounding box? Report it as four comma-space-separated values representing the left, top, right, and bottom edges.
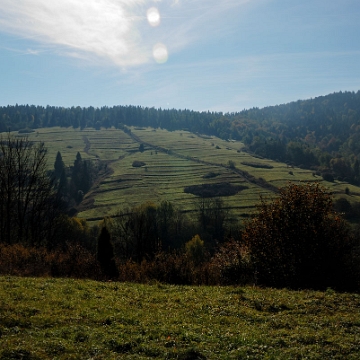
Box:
54, 151, 65, 179
58, 168, 68, 195
68, 152, 94, 204
82, 161, 91, 193
97, 226, 119, 279
70, 152, 85, 202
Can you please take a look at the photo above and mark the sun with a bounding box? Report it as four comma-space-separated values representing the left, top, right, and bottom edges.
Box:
147, 7, 160, 27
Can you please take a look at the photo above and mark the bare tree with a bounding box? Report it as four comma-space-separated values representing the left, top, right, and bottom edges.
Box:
0, 133, 59, 246
195, 196, 228, 243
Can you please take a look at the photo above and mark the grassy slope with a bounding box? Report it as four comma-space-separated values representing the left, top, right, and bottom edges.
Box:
21, 127, 360, 222
0, 276, 359, 359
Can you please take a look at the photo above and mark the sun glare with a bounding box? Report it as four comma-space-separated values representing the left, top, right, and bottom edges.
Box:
153, 43, 168, 63
147, 7, 160, 27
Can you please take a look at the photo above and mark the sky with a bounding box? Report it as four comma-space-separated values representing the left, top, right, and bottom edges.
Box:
0, 0, 359, 113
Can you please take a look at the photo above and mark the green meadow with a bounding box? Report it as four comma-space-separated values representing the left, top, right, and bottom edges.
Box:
20, 127, 359, 222
0, 276, 359, 359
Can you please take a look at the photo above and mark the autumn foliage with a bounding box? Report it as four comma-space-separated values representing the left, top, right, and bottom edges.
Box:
243, 183, 352, 290
0, 243, 100, 278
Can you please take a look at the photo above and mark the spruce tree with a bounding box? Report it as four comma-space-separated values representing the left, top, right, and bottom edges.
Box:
58, 168, 68, 195
70, 152, 84, 202
70, 152, 92, 202
97, 226, 119, 279
54, 151, 65, 179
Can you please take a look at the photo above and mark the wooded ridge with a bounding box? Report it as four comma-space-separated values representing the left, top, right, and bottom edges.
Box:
2, 90, 360, 184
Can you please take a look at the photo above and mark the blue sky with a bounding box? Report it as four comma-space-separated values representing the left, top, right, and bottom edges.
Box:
0, 0, 359, 112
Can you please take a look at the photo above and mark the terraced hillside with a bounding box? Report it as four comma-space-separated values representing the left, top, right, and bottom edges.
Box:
21, 127, 360, 222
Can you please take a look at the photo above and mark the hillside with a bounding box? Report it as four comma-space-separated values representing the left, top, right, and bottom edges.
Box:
236, 91, 360, 184
2, 90, 360, 184
18, 126, 359, 224
2, 91, 360, 224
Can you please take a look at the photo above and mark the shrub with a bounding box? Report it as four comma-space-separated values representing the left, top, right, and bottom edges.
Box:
241, 161, 273, 169
209, 239, 254, 285
184, 183, 247, 197
322, 173, 334, 182
202, 172, 220, 179
0, 243, 100, 279
185, 235, 206, 265
228, 160, 236, 169
116, 252, 201, 285
243, 183, 352, 290
132, 160, 146, 167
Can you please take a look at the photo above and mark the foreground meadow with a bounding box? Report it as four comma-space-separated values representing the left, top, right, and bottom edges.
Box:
0, 277, 359, 359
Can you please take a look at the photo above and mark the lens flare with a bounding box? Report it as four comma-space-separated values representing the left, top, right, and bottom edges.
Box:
153, 43, 168, 63
147, 7, 160, 27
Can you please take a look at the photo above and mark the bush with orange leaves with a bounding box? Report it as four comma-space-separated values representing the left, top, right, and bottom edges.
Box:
209, 239, 254, 285
242, 183, 354, 290
116, 251, 207, 285
0, 243, 100, 279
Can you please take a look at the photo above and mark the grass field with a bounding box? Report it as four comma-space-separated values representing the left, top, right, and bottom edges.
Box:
0, 276, 359, 359
18, 127, 360, 223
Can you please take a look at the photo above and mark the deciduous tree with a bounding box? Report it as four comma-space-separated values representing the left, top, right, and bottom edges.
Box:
0, 133, 59, 246
243, 183, 351, 289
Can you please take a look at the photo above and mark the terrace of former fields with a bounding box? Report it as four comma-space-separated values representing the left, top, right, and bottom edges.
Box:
22, 127, 357, 222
